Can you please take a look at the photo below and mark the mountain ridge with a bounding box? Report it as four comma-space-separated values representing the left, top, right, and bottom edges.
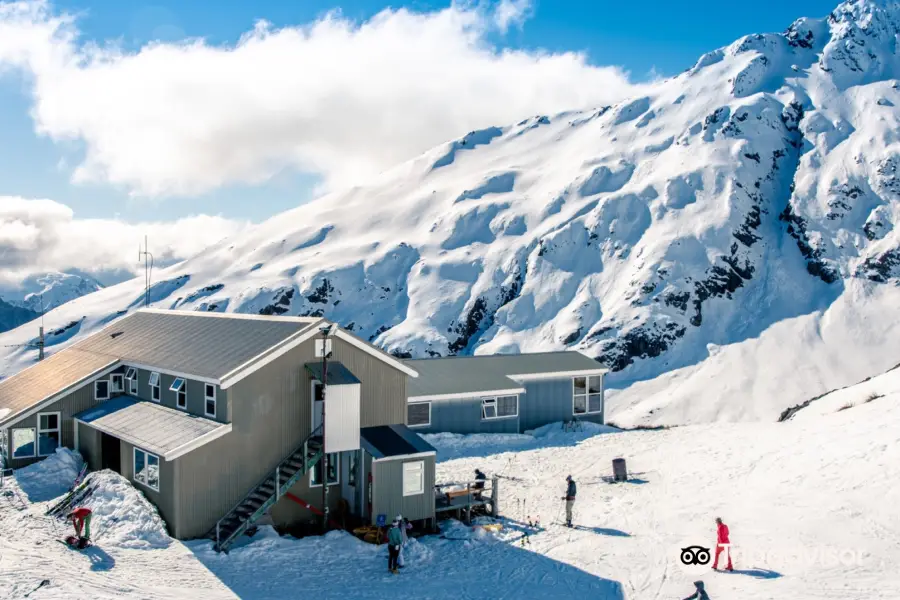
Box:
0, 0, 898, 424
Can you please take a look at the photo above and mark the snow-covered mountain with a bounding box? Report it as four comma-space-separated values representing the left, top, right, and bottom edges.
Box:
1, 0, 899, 423
0, 272, 103, 334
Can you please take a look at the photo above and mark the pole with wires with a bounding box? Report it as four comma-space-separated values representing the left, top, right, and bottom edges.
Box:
138, 235, 154, 307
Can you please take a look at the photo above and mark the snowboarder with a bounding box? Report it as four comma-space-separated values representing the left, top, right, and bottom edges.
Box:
561, 475, 576, 527
713, 517, 733, 571
67, 506, 92, 547
387, 519, 403, 574
681, 580, 710, 600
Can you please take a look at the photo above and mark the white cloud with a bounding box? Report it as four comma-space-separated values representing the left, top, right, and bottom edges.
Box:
0, 0, 638, 197
0, 196, 247, 286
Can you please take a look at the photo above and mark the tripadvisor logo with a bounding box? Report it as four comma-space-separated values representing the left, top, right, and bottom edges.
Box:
672, 539, 717, 576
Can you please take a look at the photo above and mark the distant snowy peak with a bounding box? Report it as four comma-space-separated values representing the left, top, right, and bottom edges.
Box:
1, 272, 103, 313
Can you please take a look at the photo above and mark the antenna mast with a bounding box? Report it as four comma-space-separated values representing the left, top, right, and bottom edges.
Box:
138, 235, 154, 307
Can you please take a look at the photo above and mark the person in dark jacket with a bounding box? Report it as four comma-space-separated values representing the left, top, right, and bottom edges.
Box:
682, 581, 709, 600
473, 469, 487, 500
561, 475, 576, 527
387, 519, 403, 574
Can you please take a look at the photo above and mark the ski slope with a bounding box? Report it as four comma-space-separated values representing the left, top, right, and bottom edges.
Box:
2, 377, 899, 598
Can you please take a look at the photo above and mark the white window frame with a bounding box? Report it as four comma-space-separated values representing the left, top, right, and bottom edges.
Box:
204, 384, 217, 418
310, 452, 340, 487
149, 372, 161, 402
481, 395, 518, 420
573, 375, 603, 416
402, 460, 425, 496
133, 447, 160, 492
171, 378, 187, 410
125, 367, 138, 395
37, 411, 62, 457
11, 427, 36, 459
95, 379, 110, 401
111, 373, 124, 393
407, 401, 432, 428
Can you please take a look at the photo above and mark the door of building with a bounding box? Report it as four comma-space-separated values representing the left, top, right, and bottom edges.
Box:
100, 432, 121, 474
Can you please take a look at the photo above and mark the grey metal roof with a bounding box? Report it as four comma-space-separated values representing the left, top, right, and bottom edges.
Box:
75, 396, 229, 459
304, 362, 361, 385
78, 310, 319, 379
361, 424, 436, 459
405, 351, 604, 399
0, 310, 320, 426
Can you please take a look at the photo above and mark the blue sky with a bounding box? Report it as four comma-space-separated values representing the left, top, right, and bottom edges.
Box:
0, 0, 838, 225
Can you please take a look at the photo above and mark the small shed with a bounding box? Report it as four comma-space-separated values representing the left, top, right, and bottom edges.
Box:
305, 362, 361, 453
361, 424, 436, 526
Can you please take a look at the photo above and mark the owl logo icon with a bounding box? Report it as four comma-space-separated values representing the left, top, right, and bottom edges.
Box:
680, 545, 711, 566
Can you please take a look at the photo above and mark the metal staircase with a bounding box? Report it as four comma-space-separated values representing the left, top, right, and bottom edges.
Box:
212, 424, 324, 552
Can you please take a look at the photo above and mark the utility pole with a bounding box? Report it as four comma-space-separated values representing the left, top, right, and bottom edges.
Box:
138, 236, 154, 307
38, 293, 45, 361
320, 325, 329, 533
319, 323, 335, 533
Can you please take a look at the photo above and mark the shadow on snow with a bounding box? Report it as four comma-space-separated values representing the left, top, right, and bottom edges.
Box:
188, 526, 625, 599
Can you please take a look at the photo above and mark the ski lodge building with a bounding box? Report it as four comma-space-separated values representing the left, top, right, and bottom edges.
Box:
0, 308, 606, 550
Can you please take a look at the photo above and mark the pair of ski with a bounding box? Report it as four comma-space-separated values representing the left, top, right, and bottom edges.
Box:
45, 466, 94, 519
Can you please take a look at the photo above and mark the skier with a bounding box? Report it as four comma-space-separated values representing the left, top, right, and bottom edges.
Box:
681, 580, 710, 600
561, 475, 576, 527
713, 517, 733, 571
67, 506, 93, 548
387, 519, 403, 574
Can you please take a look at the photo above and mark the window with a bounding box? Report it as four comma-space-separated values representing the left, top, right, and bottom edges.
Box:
134, 447, 160, 491
95, 380, 110, 401
204, 384, 217, 418
482, 398, 497, 419
171, 378, 187, 409
149, 372, 161, 402
407, 402, 431, 427
37, 412, 61, 456
312, 381, 325, 402
310, 452, 339, 486
111, 373, 124, 393
402, 460, 424, 496
12, 428, 36, 459
124, 367, 138, 395
482, 395, 518, 420
573, 375, 603, 415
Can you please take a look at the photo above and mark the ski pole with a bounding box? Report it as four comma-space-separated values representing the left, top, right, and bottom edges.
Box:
24, 580, 50, 597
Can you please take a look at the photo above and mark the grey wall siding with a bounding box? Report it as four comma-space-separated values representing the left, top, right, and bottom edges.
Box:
76, 423, 101, 471
519, 378, 576, 431
271, 456, 345, 528
129, 366, 227, 424
120, 437, 178, 537
371, 456, 435, 523
172, 341, 314, 539
410, 376, 604, 434
329, 337, 408, 427
6, 373, 120, 469
410, 398, 520, 435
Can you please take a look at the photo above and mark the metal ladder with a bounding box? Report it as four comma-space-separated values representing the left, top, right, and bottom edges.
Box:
212, 424, 324, 552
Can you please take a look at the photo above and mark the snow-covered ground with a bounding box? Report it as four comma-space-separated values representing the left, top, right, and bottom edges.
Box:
0, 450, 237, 599
3, 381, 899, 598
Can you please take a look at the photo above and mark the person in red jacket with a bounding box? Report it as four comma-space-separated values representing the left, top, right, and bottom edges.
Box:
713, 517, 733, 571
68, 507, 93, 543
